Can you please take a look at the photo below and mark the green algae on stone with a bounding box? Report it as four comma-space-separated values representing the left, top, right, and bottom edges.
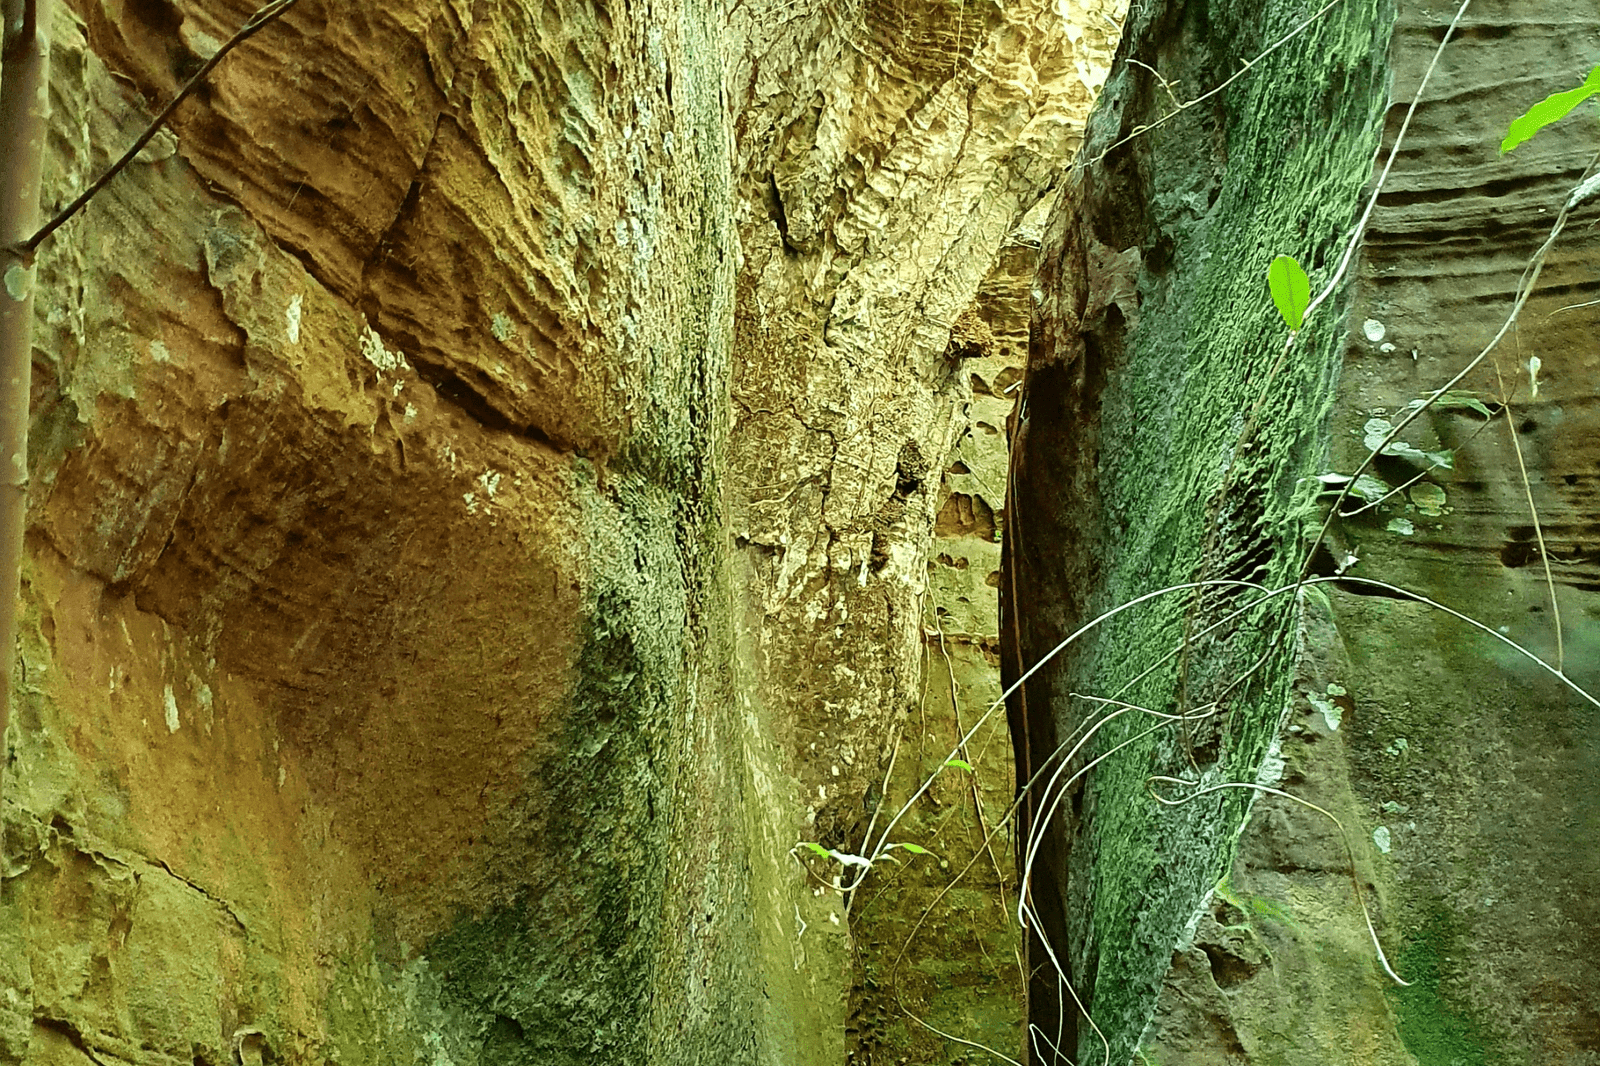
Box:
1389, 905, 1497, 1066
1022, 0, 1401, 1060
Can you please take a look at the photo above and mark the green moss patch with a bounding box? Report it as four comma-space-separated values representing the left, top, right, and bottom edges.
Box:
1042, 0, 1401, 1059
1389, 905, 1495, 1066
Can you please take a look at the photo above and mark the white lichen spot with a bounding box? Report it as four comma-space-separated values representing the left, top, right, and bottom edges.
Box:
286, 293, 303, 344
163, 685, 180, 733
477, 470, 502, 499
1527, 355, 1542, 400
149, 340, 171, 364
392, 379, 405, 397
1362, 318, 1386, 343
195, 679, 214, 731
360, 326, 410, 374
1410, 482, 1447, 517
1309, 688, 1343, 732
490, 312, 515, 342
1372, 825, 1392, 854
404, 403, 418, 422
4, 263, 30, 301
438, 444, 459, 471
463, 491, 479, 515
278, 766, 287, 788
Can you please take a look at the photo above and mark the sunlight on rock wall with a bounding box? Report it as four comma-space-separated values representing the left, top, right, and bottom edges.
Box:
0, 0, 1125, 1064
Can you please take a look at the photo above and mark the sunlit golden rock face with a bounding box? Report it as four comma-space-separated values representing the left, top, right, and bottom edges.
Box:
2, 0, 1123, 1062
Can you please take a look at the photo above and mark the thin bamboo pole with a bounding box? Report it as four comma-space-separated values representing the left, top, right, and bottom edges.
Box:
0, 0, 52, 807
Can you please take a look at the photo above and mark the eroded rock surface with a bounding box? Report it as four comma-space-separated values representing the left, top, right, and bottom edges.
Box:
0, 0, 1122, 1063
846, 214, 1044, 1065
1144, 4, 1600, 1063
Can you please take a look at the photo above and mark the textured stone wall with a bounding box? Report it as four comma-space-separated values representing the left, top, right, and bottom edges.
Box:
0, 0, 1124, 1064
1014, 0, 1600, 1064
1142, 2, 1600, 1063
845, 213, 1042, 1065
723, 0, 1124, 1057
4, 0, 761, 1062
1007, 0, 1396, 1060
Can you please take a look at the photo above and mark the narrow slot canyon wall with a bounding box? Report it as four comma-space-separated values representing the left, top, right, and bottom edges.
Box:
845, 216, 1039, 1064
1011, 0, 1600, 1063
0, 2, 1124, 1066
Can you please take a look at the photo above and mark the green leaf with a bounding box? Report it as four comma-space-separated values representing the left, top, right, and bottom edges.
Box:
1501, 66, 1600, 153
802, 842, 830, 858
945, 758, 974, 773
1380, 440, 1444, 468
1410, 482, 1447, 517
894, 842, 932, 856
1267, 254, 1311, 331
1362, 417, 1395, 451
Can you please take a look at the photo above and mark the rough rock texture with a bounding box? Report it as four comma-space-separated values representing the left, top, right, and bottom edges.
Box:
724, 0, 1124, 1056
1142, 3, 1600, 1063
845, 217, 1043, 1065
0, 0, 1123, 1064
1013, 0, 1600, 1064
1006, 0, 1394, 1061
6, 0, 760, 1063
725, 0, 1126, 859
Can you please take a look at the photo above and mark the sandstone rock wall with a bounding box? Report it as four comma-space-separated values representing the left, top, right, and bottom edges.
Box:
1007, 0, 1396, 1060
0, 0, 1123, 1064
845, 213, 1042, 1065
724, 0, 1123, 1055
1143, 2, 1600, 1062
5, 0, 759, 1061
